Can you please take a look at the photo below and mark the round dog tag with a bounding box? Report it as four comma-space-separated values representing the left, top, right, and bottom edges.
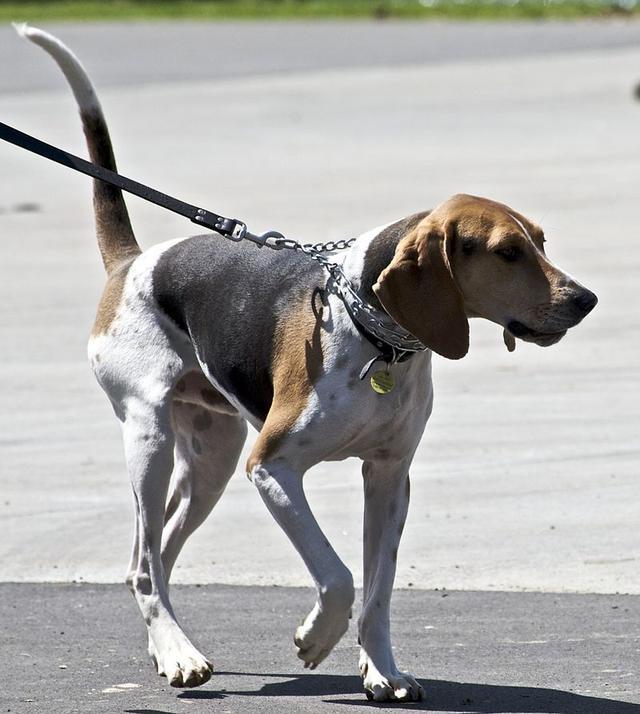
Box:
370, 370, 395, 394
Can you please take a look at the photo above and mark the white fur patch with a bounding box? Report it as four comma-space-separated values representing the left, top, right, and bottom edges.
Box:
88, 237, 195, 407
341, 221, 394, 288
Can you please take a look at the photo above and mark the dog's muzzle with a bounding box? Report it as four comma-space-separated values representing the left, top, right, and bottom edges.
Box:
507, 287, 598, 347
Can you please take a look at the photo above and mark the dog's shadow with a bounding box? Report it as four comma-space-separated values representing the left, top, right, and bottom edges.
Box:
178, 672, 640, 712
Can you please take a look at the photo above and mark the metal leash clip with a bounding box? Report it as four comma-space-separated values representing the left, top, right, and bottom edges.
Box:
243, 229, 287, 249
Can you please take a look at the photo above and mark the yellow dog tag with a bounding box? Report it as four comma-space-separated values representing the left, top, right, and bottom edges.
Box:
370, 370, 395, 394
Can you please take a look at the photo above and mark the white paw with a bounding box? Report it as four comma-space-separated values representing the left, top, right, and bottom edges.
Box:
360, 652, 424, 702
147, 634, 160, 672
149, 632, 212, 688
294, 603, 351, 669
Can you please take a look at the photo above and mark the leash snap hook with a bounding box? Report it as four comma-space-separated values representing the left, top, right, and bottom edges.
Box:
263, 231, 288, 249
243, 229, 287, 249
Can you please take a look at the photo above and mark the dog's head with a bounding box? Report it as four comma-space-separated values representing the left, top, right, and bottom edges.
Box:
373, 194, 597, 359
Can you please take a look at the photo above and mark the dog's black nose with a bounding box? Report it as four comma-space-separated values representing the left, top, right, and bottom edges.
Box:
574, 289, 598, 316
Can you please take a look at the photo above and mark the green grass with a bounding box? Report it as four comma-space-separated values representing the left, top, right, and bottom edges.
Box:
0, 0, 638, 22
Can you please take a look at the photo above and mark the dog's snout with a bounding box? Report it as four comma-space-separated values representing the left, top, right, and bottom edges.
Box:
506, 320, 529, 337
573, 289, 598, 316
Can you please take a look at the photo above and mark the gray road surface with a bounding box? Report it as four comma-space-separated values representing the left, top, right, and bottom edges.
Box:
2, 20, 640, 94
1, 584, 640, 713
0, 21, 639, 594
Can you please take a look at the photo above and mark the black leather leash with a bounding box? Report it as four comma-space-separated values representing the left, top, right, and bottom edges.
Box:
0, 120, 425, 384
0, 120, 284, 248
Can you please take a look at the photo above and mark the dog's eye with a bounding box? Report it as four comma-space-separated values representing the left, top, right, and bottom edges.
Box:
495, 246, 522, 262
461, 238, 475, 256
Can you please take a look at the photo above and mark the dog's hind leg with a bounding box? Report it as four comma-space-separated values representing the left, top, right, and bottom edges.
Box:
138, 383, 246, 676
92, 323, 214, 689
122, 392, 216, 687
161, 379, 248, 581
119, 387, 215, 688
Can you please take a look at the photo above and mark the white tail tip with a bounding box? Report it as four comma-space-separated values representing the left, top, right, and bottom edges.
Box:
13, 23, 52, 45
12, 22, 30, 38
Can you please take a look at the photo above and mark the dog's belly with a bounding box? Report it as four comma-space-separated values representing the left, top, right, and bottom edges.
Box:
152, 234, 325, 423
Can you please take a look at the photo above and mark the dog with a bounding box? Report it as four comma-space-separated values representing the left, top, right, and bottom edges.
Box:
21, 25, 597, 703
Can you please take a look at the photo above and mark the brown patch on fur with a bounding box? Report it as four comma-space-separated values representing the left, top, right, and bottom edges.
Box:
374, 213, 469, 360
246, 292, 325, 471
360, 211, 431, 308
91, 258, 135, 336
173, 371, 239, 416
193, 410, 213, 432
200, 387, 236, 414
81, 111, 140, 273
201, 388, 218, 404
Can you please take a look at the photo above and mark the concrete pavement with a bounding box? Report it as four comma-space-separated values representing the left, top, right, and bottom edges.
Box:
0, 22, 639, 593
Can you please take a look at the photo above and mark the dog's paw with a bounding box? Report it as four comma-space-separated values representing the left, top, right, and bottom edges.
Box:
162, 649, 213, 688
360, 653, 424, 702
294, 603, 351, 669
148, 634, 161, 672
150, 634, 213, 688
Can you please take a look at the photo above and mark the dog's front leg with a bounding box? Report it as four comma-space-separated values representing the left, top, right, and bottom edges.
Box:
249, 459, 355, 669
359, 459, 424, 702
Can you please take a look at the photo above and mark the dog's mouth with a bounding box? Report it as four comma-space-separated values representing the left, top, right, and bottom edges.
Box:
506, 320, 567, 347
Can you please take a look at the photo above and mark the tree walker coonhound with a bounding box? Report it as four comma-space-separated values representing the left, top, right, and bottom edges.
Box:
21, 26, 597, 703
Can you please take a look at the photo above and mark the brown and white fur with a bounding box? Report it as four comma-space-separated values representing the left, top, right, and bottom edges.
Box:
20, 26, 597, 703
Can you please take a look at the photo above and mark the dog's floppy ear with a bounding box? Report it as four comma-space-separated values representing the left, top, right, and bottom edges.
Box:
373, 222, 469, 360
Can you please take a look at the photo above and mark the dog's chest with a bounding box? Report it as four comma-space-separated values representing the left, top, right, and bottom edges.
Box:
288, 316, 434, 464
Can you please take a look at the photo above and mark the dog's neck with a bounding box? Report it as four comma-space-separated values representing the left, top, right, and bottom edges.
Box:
342, 211, 430, 311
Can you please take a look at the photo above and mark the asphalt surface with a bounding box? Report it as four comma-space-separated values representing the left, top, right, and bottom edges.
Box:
2, 20, 640, 94
2, 584, 640, 713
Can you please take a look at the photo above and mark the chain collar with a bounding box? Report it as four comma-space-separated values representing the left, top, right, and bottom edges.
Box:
264, 234, 427, 355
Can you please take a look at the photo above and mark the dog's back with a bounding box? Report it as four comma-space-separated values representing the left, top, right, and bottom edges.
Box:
152, 234, 325, 423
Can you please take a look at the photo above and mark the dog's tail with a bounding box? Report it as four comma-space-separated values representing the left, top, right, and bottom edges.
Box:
15, 24, 141, 274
